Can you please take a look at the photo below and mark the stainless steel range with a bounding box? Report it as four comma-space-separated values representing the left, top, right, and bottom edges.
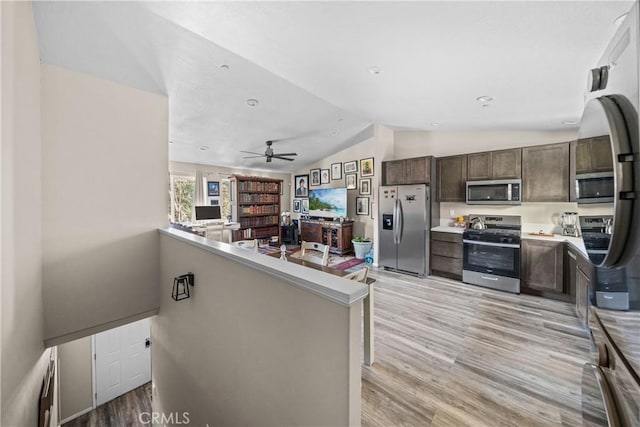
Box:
462, 215, 521, 293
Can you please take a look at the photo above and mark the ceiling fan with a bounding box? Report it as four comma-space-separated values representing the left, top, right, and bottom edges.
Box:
241, 140, 297, 162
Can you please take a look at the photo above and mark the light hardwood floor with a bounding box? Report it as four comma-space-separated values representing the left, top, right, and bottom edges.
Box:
362, 269, 592, 427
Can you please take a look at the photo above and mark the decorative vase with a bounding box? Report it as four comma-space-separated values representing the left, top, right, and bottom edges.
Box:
352, 240, 373, 259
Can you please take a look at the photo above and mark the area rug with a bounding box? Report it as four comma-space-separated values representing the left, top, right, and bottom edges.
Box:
287, 248, 364, 271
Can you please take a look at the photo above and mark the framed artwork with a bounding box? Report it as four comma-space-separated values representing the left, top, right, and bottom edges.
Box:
210, 199, 219, 206
301, 198, 309, 214
320, 169, 330, 184
294, 175, 309, 197
356, 197, 369, 216
344, 160, 358, 174
359, 178, 372, 195
360, 157, 374, 177
207, 181, 220, 196
345, 173, 357, 190
331, 162, 342, 180
292, 199, 301, 213
310, 168, 321, 186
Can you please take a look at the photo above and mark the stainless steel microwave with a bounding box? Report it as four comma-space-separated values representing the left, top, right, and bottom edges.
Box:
576, 172, 614, 204
466, 179, 521, 205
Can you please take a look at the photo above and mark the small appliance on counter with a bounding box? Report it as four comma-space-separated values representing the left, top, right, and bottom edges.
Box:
462, 215, 521, 293
560, 212, 579, 237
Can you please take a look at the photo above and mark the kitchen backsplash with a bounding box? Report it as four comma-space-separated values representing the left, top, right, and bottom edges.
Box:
440, 202, 614, 233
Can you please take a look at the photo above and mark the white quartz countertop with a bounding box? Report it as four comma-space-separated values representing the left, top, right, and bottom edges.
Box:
430, 225, 589, 258
159, 228, 368, 306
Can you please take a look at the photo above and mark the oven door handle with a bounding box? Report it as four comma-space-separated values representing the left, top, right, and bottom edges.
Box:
463, 240, 520, 249
582, 363, 622, 427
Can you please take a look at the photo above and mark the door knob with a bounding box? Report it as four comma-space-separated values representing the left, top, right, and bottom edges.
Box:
145, 338, 151, 348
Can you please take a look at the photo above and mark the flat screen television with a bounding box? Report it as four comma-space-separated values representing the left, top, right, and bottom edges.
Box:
308, 188, 347, 219
195, 206, 221, 220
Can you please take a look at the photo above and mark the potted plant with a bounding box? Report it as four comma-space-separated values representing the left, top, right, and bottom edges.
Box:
352, 236, 373, 259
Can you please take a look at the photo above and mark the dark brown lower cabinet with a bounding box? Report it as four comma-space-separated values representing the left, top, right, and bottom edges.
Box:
430, 231, 463, 280
300, 219, 353, 255
570, 246, 593, 327
521, 239, 569, 301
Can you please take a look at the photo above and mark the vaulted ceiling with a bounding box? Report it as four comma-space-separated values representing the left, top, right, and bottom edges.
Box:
32, 1, 633, 171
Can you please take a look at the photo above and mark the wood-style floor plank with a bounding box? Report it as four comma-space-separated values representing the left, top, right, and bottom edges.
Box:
362, 270, 591, 427
62, 382, 151, 427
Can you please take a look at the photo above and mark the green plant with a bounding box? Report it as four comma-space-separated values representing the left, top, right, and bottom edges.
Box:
352, 236, 371, 242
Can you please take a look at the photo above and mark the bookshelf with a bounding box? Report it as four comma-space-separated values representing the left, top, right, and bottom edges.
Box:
230, 175, 282, 242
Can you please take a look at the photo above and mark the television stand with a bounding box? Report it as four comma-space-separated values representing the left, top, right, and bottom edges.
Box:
300, 219, 353, 255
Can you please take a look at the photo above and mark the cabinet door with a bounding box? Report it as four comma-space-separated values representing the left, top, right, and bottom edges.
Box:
301, 222, 321, 243
589, 136, 614, 171
521, 240, 565, 293
466, 152, 492, 181
492, 148, 522, 179
437, 155, 467, 202
382, 160, 406, 185
406, 157, 430, 184
575, 140, 592, 174
522, 143, 569, 202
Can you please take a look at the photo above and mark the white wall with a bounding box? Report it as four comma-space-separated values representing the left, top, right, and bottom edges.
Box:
290, 124, 394, 262
153, 234, 361, 426
41, 64, 168, 346
0, 2, 50, 425
394, 130, 577, 158
57, 337, 93, 422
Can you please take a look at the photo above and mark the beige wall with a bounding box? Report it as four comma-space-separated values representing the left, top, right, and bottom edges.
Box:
394, 130, 578, 159
170, 160, 291, 215
41, 64, 168, 346
57, 337, 93, 422
291, 124, 394, 262
0, 2, 50, 425
153, 234, 361, 426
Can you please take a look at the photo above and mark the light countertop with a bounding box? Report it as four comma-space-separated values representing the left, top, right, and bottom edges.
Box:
430, 226, 589, 258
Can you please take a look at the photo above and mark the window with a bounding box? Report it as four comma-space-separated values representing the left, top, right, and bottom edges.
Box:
170, 175, 195, 223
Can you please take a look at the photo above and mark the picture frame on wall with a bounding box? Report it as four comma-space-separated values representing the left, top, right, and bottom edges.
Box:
295, 175, 309, 197
344, 160, 358, 174
210, 199, 219, 206
320, 169, 330, 184
207, 181, 220, 196
310, 168, 321, 186
301, 198, 309, 214
360, 157, 374, 177
345, 173, 357, 190
292, 199, 301, 213
359, 178, 371, 195
356, 197, 369, 216
331, 162, 342, 180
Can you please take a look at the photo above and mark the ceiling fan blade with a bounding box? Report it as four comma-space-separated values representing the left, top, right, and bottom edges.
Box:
271, 155, 295, 161
240, 150, 264, 155
273, 152, 297, 157
243, 155, 266, 159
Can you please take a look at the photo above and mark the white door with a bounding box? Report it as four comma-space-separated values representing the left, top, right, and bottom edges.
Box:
95, 318, 151, 406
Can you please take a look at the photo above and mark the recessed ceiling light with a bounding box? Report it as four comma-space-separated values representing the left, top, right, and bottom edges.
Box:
220, 64, 230, 70
562, 120, 578, 125
246, 98, 259, 107
482, 104, 490, 108
337, 118, 344, 122
476, 96, 494, 103
200, 146, 209, 151
169, 140, 173, 144
368, 66, 381, 75
330, 131, 339, 136
614, 13, 628, 27
431, 122, 440, 127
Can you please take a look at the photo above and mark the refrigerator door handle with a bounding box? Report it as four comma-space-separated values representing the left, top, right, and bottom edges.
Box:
392, 199, 399, 244
397, 199, 404, 244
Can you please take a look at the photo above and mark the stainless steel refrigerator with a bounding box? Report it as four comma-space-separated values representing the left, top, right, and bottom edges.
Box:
378, 184, 429, 276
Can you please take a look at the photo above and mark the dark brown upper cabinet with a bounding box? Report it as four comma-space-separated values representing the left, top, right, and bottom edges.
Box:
437, 155, 467, 202
382, 157, 432, 186
466, 148, 522, 181
575, 136, 613, 174
522, 142, 570, 202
